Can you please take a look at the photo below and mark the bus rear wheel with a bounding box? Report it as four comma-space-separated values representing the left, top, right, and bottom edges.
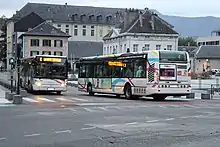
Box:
124, 85, 132, 99
56, 91, 61, 95
88, 84, 94, 96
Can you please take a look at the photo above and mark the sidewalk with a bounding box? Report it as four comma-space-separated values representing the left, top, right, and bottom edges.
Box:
0, 86, 13, 107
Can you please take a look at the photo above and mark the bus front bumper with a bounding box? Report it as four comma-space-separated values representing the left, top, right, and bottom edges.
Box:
33, 85, 67, 92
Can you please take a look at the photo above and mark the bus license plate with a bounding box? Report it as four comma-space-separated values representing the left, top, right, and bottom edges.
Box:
48, 88, 55, 91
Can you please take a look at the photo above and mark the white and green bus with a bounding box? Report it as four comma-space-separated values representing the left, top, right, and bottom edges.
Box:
76, 50, 191, 100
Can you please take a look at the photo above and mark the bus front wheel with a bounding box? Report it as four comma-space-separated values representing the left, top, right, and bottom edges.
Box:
57, 91, 61, 95
88, 84, 94, 96
124, 84, 132, 99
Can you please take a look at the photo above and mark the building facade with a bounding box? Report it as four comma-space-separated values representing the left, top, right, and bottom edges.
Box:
6, 2, 126, 69
195, 45, 220, 73
19, 22, 70, 58
196, 30, 220, 46
103, 9, 179, 54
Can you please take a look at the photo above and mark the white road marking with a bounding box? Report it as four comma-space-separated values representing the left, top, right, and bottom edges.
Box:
83, 108, 95, 112
97, 107, 108, 111
125, 122, 138, 125
55, 97, 74, 102
24, 134, 41, 137
179, 116, 190, 119
81, 126, 96, 130
102, 124, 117, 128
165, 118, 175, 121
77, 103, 115, 106
0, 99, 11, 103
0, 137, 6, 141
72, 97, 88, 102
38, 97, 56, 103
66, 108, 77, 112
23, 97, 39, 103
55, 130, 71, 134
146, 120, 159, 123
158, 106, 166, 108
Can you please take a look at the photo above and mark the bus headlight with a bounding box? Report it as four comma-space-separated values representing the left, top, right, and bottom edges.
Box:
35, 81, 41, 87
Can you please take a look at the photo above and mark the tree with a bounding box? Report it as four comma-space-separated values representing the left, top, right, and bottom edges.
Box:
178, 37, 197, 46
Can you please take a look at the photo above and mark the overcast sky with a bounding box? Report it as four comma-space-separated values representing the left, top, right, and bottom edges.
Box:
0, 0, 219, 18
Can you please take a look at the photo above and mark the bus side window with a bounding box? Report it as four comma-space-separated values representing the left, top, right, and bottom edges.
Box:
103, 63, 111, 78
86, 64, 94, 78
111, 66, 121, 78
123, 61, 134, 78
79, 64, 86, 78
95, 64, 103, 78
134, 59, 146, 78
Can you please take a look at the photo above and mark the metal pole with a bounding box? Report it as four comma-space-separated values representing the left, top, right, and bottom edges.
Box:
16, 56, 20, 95
10, 65, 13, 93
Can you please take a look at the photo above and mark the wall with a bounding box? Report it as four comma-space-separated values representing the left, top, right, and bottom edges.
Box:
52, 23, 113, 42
103, 35, 178, 54
23, 36, 68, 58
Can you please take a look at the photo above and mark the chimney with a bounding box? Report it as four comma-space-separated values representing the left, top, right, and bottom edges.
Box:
139, 11, 143, 27
150, 13, 155, 31
124, 8, 139, 29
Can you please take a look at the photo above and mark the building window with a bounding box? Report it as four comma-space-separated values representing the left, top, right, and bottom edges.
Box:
91, 30, 94, 36
66, 25, 69, 27
110, 46, 112, 54
30, 39, 39, 46
133, 44, 138, 52
113, 47, 116, 54
91, 26, 94, 29
42, 51, 51, 55
156, 45, 161, 50
120, 45, 122, 53
107, 47, 109, 54
54, 40, 63, 47
82, 25, 86, 36
74, 29, 78, 36
124, 44, 127, 52
167, 45, 172, 50
43, 40, 51, 47
104, 47, 106, 55
142, 44, 149, 51
57, 24, 61, 27
65, 29, 69, 34
54, 51, 63, 56
30, 51, 39, 56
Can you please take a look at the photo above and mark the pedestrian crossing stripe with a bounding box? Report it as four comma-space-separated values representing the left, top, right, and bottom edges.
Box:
55, 97, 74, 102
0, 103, 15, 107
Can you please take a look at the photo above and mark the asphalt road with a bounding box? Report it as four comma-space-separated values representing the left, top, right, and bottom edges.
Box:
0, 87, 220, 147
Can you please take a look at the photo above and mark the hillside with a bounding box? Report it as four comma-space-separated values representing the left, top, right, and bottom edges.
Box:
160, 15, 220, 37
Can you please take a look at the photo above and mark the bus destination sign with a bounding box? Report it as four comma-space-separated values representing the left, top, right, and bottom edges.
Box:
108, 61, 126, 67
40, 57, 62, 62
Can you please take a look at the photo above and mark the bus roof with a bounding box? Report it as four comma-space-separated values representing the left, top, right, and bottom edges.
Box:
79, 50, 187, 61
22, 55, 67, 60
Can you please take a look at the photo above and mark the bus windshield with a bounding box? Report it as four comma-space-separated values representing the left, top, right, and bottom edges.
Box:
34, 62, 67, 79
159, 51, 187, 63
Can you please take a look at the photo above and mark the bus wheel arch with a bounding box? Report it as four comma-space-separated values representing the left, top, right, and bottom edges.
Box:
124, 83, 132, 99
87, 83, 94, 96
